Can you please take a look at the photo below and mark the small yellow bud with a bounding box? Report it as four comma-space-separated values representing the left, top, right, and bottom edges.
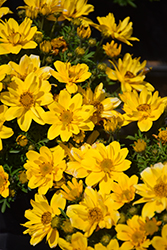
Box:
18, 170, 28, 184
28, 144, 35, 151
75, 47, 85, 56
16, 135, 28, 147
40, 40, 52, 53
33, 31, 44, 44
61, 219, 74, 234
118, 212, 126, 224
162, 213, 167, 223
100, 235, 111, 246
45, 56, 53, 64
128, 206, 138, 215
97, 63, 107, 72
9, 189, 16, 197
88, 38, 96, 47
133, 139, 147, 153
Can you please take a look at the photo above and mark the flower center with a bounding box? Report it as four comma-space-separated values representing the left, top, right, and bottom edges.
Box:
8, 31, 21, 45
40, 162, 52, 176
0, 175, 5, 188
100, 158, 114, 173
121, 189, 133, 201
154, 181, 167, 197
137, 104, 150, 112
93, 101, 104, 114
88, 207, 103, 222
51, 215, 60, 229
131, 230, 145, 247
19, 92, 34, 109
125, 71, 135, 78
60, 110, 73, 124
41, 211, 52, 225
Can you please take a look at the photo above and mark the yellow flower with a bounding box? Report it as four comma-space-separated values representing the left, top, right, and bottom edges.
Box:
61, 177, 83, 202
24, 145, 66, 195
1, 72, 53, 132
119, 88, 165, 132
58, 0, 94, 22
152, 224, 167, 250
67, 187, 120, 237
133, 162, 167, 218
40, 40, 52, 54
81, 141, 131, 187
94, 239, 125, 250
103, 113, 124, 133
0, 64, 12, 91
103, 40, 122, 58
77, 24, 91, 39
9, 54, 52, 81
133, 139, 147, 153
116, 215, 151, 250
0, 165, 10, 198
139, 217, 161, 236
0, 0, 12, 18
43, 89, 94, 141
0, 105, 14, 150
0, 17, 37, 55
16, 135, 28, 147
22, 193, 66, 248
155, 128, 167, 144
78, 82, 121, 124
96, 13, 139, 46
58, 232, 94, 250
50, 61, 91, 94
106, 53, 154, 92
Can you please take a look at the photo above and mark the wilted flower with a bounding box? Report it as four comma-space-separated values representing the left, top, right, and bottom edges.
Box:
77, 25, 91, 39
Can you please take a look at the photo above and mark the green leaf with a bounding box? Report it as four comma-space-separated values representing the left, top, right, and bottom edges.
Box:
126, 135, 136, 140
1, 199, 7, 213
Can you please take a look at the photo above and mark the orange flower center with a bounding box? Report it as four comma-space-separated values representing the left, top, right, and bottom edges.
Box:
154, 181, 167, 197
60, 110, 73, 124
41, 211, 52, 225
88, 207, 103, 222
40, 162, 52, 176
0, 175, 5, 188
100, 158, 114, 173
19, 92, 34, 109
137, 104, 150, 112
131, 230, 145, 247
125, 71, 135, 78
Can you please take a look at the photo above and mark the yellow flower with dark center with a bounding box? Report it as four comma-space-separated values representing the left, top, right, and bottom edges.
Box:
50, 61, 91, 94
152, 224, 167, 250
133, 162, 167, 218
116, 215, 151, 250
133, 139, 147, 153
78, 83, 121, 125
119, 88, 165, 132
0, 17, 37, 55
0, 105, 14, 150
43, 89, 94, 142
22, 193, 66, 248
77, 25, 91, 39
1, 72, 53, 132
96, 13, 139, 46
0, 0, 12, 18
106, 53, 154, 92
24, 145, 66, 194
61, 177, 83, 202
58, 232, 94, 250
103, 40, 122, 58
67, 187, 120, 237
0, 165, 10, 198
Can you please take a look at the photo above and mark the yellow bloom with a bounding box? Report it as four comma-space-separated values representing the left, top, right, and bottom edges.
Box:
1, 72, 53, 132
0, 64, 12, 91
119, 88, 165, 132
154, 128, 167, 144
16, 135, 28, 147
59, 232, 93, 250
94, 239, 125, 250
133, 139, 147, 153
78, 82, 121, 124
58, 0, 94, 22
0, 0, 12, 18
139, 217, 161, 236
9, 54, 52, 81
96, 13, 139, 46
0, 165, 10, 198
0, 17, 37, 55
40, 40, 52, 54
77, 24, 91, 39
61, 177, 83, 202
50, 61, 91, 94
22, 193, 66, 248
106, 53, 154, 92
0, 105, 14, 150
103, 40, 122, 58
152, 224, 167, 250
116, 215, 151, 250
133, 162, 167, 218
67, 187, 120, 237
43, 89, 94, 141
24, 145, 66, 194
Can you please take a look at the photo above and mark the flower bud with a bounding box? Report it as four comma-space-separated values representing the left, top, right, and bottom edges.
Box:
40, 40, 52, 54
75, 47, 85, 56
88, 38, 96, 47
33, 31, 44, 44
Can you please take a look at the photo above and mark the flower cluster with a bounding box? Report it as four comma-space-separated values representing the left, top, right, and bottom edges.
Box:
0, 0, 166, 249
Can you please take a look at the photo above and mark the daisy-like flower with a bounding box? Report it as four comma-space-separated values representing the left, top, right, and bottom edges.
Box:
22, 193, 66, 248
103, 40, 122, 58
133, 162, 167, 218
43, 89, 95, 141
24, 145, 66, 195
94, 239, 125, 250
1, 72, 53, 132
9, 54, 52, 81
0, 105, 14, 151
96, 13, 139, 46
67, 187, 120, 237
119, 88, 165, 132
0, 0, 12, 18
116, 215, 151, 250
0, 165, 10, 198
152, 224, 167, 250
78, 82, 121, 124
50, 61, 91, 94
60, 177, 83, 202
0, 17, 37, 55
106, 53, 154, 92
58, 232, 94, 250
0, 64, 12, 91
